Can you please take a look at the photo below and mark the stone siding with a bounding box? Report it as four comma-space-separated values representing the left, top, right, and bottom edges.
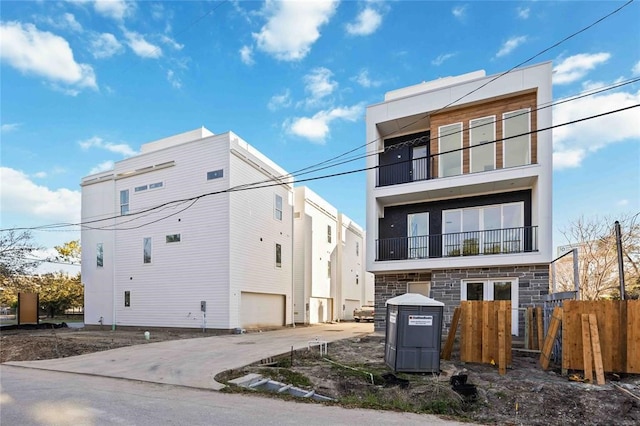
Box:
374, 265, 549, 334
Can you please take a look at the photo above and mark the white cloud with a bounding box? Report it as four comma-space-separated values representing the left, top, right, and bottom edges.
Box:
0, 22, 97, 90
553, 52, 611, 85
240, 45, 254, 65
631, 60, 640, 76
432, 52, 456, 66
352, 69, 381, 88
1, 123, 21, 132
345, 7, 382, 36
79, 136, 137, 157
0, 167, 80, 224
90, 32, 123, 59
517, 7, 530, 19
62, 13, 83, 32
253, 0, 338, 61
495, 35, 527, 58
89, 160, 114, 175
553, 89, 640, 169
160, 35, 183, 50
93, 0, 134, 21
286, 104, 364, 143
167, 70, 182, 89
452, 5, 466, 20
617, 199, 629, 207
33, 171, 47, 179
41, 13, 83, 32
122, 29, 162, 58
303, 67, 337, 105
268, 89, 291, 111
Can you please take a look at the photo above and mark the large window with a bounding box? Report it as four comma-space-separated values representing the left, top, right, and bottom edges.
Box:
96, 243, 104, 267
274, 194, 283, 221
143, 237, 152, 264
120, 189, 129, 215
461, 278, 519, 335
503, 109, 531, 167
469, 116, 495, 173
407, 212, 429, 259
443, 202, 524, 256
438, 123, 462, 177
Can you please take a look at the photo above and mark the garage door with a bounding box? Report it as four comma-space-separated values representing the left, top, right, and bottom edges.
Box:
241, 292, 285, 329
344, 299, 361, 321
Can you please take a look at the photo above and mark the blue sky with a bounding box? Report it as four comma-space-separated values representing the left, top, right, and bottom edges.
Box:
1, 0, 639, 273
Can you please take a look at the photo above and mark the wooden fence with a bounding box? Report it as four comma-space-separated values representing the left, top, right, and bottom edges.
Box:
562, 300, 640, 374
459, 301, 512, 372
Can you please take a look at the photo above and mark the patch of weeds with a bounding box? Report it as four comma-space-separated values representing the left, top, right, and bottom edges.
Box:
256, 367, 313, 388
495, 390, 507, 399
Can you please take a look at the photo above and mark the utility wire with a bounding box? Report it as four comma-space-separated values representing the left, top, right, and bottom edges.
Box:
8, 103, 637, 232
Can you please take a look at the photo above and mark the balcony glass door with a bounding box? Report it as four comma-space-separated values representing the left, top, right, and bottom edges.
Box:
407, 212, 429, 259
412, 145, 428, 181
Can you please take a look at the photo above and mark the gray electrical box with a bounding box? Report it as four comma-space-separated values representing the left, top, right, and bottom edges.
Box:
384, 293, 445, 373
200, 301, 206, 312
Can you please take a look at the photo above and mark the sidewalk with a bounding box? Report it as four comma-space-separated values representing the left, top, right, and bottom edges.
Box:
5, 322, 374, 390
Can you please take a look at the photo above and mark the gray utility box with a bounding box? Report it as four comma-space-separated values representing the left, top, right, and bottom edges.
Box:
384, 293, 444, 373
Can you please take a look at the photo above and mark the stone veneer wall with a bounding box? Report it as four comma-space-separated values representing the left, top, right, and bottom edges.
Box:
374, 264, 549, 334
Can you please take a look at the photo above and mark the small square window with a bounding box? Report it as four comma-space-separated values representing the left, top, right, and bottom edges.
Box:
275, 243, 282, 268
135, 185, 148, 192
166, 234, 181, 243
149, 182, 163, 189
124, 291, 130, 307
207, 170, 223, 180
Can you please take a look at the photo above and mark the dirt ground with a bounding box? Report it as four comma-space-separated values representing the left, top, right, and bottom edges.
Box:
2, 325, 639, 425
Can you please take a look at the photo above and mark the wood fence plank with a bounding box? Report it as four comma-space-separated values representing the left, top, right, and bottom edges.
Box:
482, 302, 491, 364
536, 306, 544, 351
540, 307, 562, 370
527, 307, 534, 350
502, 300, 512, 366
441, 307, 461, 360
588, 314, 605, 385
581, 314, 593, 383
498, 309, 507, 375
461, 302, 473, 362
628, 300, 640, 373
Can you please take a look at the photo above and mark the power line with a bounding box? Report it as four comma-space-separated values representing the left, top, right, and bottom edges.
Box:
7, 103, 637, 233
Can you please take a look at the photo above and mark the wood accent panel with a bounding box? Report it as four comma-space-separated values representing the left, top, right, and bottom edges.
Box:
430, 90, 538, 177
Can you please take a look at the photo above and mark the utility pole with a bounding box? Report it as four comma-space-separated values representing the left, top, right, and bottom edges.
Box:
614, 221, 626, 300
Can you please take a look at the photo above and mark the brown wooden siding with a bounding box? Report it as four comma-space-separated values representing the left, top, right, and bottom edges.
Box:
430, 90, 538, 177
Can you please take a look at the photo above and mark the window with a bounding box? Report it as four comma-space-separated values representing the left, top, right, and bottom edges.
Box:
327, 225, 332, 243
124, 291, 130, 307
143, 237, 152, 263
149, 182, 163, 189
408, 212, 429, 259
166, 234, 181, 243
135, 185, 148, 192
356, 274, 359, 285
412, 144, 428, 181
96, 243, 104, 268
356, 241, 359, 256
207, 169, 223, 180
120, 189, 129, 215
275, 243, 282, 268
438, 123, 462, 177
327, 260, 331, 278
469, 116, 495, 173
461, 278, 519, 335
274, 194, 283, 221
503, 109, 531, 167
443, 202, 524, 256
407, 281, 431, 297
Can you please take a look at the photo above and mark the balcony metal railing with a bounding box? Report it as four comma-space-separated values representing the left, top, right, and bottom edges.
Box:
376, 226, 538, 261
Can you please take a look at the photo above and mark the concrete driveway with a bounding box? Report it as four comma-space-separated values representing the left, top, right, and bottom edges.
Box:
5, 322, 374, 390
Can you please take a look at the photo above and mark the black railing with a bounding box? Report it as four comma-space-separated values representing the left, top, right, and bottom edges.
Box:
377, 156, 432, 187
376, 226, 538, 261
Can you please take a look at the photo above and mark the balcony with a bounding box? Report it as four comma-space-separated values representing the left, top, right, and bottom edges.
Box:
376, 226, 538, 261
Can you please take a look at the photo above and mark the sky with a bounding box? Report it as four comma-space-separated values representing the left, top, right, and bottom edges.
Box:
1, 0, 639, 274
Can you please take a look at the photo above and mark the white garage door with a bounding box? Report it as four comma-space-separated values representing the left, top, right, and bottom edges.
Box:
241, 292, 285, 329
344, 299, 361, 321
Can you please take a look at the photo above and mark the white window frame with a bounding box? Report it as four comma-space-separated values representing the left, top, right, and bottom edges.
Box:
274, 194, 283, 221
461, 278, 519, 335
166, 234, 181, 243
143, 237, 152, 264
438, 122, 463, 177
407, 212, 429, 259
275, 243, 282, 268
502, 109, 531, 168
149, 181, 164, 190
96, 243, 104, 268
120, 189, 129, 215
469, 115, 496, 173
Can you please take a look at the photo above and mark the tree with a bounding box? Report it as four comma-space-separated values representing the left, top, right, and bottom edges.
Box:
0, 230, 42, 282
37, 272, 84, 317
54, 239, 81, 265
556, 213, 640, 300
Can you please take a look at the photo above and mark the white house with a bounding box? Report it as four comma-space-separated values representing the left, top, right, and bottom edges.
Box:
293, 186, 373, 324
81, 128, 294, 330
365, 62, 553, 334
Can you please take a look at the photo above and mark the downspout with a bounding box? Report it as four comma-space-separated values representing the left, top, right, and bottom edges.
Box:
112, 180, 117, 331
291, 187, 295, 328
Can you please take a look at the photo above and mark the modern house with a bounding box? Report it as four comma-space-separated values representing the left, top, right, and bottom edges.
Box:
81, 128, 294, 330
365, 62, 553, 335
293, 186, 373, 324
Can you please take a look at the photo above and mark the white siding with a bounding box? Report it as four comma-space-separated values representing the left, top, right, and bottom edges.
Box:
240, 292, 285, 328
